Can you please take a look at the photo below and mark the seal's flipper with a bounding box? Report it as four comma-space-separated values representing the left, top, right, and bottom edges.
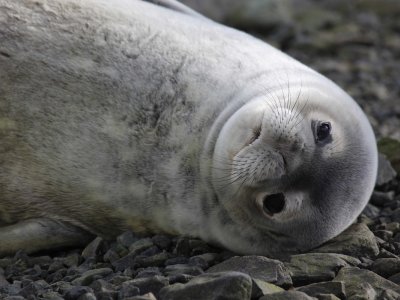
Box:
142, 0, 209, 20
0, 218, 94, 256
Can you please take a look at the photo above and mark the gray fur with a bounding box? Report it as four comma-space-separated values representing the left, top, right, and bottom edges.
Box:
0, 0, 377, 256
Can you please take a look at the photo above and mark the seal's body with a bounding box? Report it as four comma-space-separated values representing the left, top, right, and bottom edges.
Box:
0, 0, 377, 256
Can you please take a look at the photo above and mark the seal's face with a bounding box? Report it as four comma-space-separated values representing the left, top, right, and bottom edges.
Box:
211, 79, 378, 256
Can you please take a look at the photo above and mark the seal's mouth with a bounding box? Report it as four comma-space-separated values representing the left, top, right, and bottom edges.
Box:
262, 193, 286, 216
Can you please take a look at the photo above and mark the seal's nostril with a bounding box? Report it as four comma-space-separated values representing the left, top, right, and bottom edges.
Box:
263, 193, 285, 216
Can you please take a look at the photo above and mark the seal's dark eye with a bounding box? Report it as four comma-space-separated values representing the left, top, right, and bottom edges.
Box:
263, 193, 285, 216
316, 122, 331, 142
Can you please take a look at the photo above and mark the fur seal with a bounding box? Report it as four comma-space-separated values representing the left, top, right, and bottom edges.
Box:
0, 0, 377, 256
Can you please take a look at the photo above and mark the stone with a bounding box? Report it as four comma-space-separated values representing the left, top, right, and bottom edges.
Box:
362, 203, 381, 219
134, 252, 170, 268
122, 276, 169, 298
71, 268, 113, 286
81, 237, 106, 260
251, 279, 283, 298
370, 191, 395, 207
152, 235, 172, 250
136, 267, 163, 279
64, 286, 94, 300
259, 290, 317, 300
206, 256, 292, 288
388, 272, 400, 284
128, 239, 154, 254
285, 253, 360, 286
371, 258, 400, 278
296, 281, 345, 299
118, 282, 140, 299
117, 231, 139, 248
159, 271, 252, 300
164, 264, 204, 276
377, 138, 400, 174
313, 223, 379, 257
126, 293, 157, 300
77, 292, 97, 300
333, 267, 400, 299
376, 153, 397, 185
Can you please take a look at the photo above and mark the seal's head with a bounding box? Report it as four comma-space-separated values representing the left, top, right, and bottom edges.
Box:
211, 74, 378, 256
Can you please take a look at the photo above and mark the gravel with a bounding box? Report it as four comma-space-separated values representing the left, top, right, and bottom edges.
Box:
1, 0, 400, 299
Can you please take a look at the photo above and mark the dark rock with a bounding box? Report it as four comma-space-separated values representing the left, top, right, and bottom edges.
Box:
259, 290, 317, 300
122, 276, 169, 298
376, 153, 397, 185
77, 292, 96, 300
370, 258, 400, 278
128, 239, 154, 254
134, 252, 170, 268
117, 231, 139, 248
64, 286, 94, 300
174, 238, 211, 256
159, 271, 252, 300
313, 223, 379, 257
103, 249, 120, 264
285, 253, 359, 286
362, 203, 381, 219
125, 293, 157, 300
207, 256, 292, 288
251, 280, 283, 298
164, 264, 203, 276
118, 282, 140, 299
167, 274, 194, 285
370, 191, 395, 207
373, 230, 393, 240
164, 257, 189, 266
41, 291, 65, 300
62, 254, 81, 268
71, 268, 113, 286
334, 267, 400, 299
151, 235, 172, 250
296, 281, 345, 299
377, 138, 400, 174
81, 237, 106, 260
135, 267, 162, 279
388, 272, 400, 284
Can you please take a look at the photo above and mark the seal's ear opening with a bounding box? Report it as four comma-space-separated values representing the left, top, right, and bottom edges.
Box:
263, 193, 285, 216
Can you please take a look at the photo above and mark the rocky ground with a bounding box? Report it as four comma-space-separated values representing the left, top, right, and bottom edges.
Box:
1, 0, 400, 299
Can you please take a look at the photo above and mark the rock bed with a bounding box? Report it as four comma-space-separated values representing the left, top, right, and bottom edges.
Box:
1, 0, 400, 299
0, 155, 398, 299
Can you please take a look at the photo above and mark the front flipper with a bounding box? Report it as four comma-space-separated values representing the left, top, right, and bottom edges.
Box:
0, 218, 95, 257
142, 0, 209, 21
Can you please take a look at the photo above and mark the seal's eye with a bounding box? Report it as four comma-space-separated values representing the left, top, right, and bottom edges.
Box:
316, 122, 331, 142
263, 193, 285, 216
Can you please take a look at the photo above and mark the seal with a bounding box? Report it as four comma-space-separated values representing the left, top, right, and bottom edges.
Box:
0, 0, 378, 256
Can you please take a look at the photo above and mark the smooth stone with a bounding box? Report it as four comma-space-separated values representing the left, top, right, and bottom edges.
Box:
333, 267, 400, 299
313, 223, 379, 257
314, 294, 340, 300
125, 292, 157, 300
362, 203, 381, 219
259, 290, 317, 300
296, 281, 345, 299
128, 239, 154, 254
134, 252, 170, 268
286, 253, 360, 286
370, 191, 395, 207
71, 268, 113, 286
159, 271, 252, 300
64, 286, 94, 300
206, 256, 292, 288
371, 258, 400, 278
388, 272, 400, 284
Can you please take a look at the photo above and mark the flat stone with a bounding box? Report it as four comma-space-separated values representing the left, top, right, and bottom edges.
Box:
71, 268, 113, 286
122, 275, 169, 298
333, 267, 400, 299
296, 281, 345, 299
315, 294, 340, 300
64, 286, 94, 300
251, 279, 283, 298
206, 256, 292, 288
129, 239, 154, 254
388, 272, 400, 284
134, 252, 170, 268
126, 292, 157, 300
285, 253, 360, 286
313, 223, 379, 257
370, 191, 395, 207
159, 271, 252, 300
259, 290, 317, 300
371, 258, 400, 278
